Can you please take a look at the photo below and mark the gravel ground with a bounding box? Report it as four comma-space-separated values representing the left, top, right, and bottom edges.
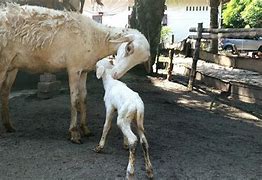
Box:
0, 72, 261, 180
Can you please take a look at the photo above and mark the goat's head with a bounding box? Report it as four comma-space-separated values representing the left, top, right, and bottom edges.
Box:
109, 33, 151, 79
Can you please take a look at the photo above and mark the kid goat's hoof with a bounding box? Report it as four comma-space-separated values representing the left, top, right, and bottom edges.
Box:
93, 145, 103, 153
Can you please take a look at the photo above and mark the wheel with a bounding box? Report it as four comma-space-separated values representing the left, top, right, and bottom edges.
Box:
224, 45, 234, 53
258, 46, 262, 52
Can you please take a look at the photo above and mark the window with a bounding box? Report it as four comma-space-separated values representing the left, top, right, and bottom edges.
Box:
196, 6, 198, 11
186, 6, 188, 11
206, 6, 208, 11
192, 6, 195, 11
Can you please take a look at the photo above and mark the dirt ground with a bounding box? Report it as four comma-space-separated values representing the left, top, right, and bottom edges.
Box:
0, 72, 262, 180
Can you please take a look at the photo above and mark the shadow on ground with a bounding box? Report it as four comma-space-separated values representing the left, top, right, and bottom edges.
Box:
0, 71, 261, 180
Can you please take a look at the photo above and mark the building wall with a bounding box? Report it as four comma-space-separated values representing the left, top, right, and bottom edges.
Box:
83, 0, 222, 42
166, 0, 221, 42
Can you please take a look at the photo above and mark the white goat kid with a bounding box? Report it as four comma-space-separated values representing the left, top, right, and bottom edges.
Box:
0, 4, 150, 144
95, 59, 153, 179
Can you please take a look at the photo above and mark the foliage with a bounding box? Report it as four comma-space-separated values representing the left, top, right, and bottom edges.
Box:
160, 26, 172, 43
222, 0, 261, 28
241, 0, 262, 28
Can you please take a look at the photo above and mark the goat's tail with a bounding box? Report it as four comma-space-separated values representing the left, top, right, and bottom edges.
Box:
136, 110, 144, 132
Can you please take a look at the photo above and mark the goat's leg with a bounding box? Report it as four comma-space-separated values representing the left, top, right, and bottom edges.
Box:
1, 69, 18, 132
68, 70, 82, 144
78, 72, 92, 137
137, 128, 154, 179
95, 106, 114, 153
117, 118, 138, 180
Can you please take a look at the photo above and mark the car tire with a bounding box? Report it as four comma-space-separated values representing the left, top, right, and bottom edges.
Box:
258, 46, 262, 52
224, 45, 234, 53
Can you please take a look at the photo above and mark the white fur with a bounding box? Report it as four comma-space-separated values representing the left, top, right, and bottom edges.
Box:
95, 58, 153, 179
0, 4, 150, 143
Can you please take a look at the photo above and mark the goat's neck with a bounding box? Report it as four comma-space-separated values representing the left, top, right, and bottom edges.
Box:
102, 72, 117, 91
97, 25, 132, 58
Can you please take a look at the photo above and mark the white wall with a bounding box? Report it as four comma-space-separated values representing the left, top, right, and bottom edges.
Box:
83, 0, 222, 42
167, 3, 208, 41
166, 0, 221, 42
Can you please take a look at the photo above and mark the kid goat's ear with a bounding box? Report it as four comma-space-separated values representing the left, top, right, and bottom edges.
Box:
96, 66, 105, 79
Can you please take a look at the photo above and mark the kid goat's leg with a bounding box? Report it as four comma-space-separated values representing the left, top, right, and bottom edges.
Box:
137, 124, 154, 179
1, 69, 18, 132
117, 116, 138, 180
95, 106, 115, 152
136, 112, 153, 178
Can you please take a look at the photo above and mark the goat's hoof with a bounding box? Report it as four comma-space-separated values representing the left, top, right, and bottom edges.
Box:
146, 169, 154, 179
80, 126, 93, 137
4, 124, 16, 133
126, 173, 135, 180
71, 137, 83, 144
94, 145, 103, 153
69, 130, 82, 144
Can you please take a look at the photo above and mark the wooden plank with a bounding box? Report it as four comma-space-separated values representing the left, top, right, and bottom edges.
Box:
231, 82, 262, 99
235, 58, 262, 74
197, 51, 262, 74
189, 27, 262, 34
195, 72, 230, 92
189, 32, 261, 39
199, 51, 236, 67
231, 82, 262, 105
183, 66, 230, 92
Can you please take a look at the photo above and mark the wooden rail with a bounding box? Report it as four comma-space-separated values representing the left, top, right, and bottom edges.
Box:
187, 25, 262, 91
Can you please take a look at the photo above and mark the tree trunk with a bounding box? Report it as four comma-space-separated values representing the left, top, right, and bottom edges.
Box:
130, 0, 166, 73
209, 0, 220, 54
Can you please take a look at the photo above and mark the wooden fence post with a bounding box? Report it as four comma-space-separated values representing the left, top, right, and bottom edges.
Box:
167, 48, 175, 81
188, 23, 203, 91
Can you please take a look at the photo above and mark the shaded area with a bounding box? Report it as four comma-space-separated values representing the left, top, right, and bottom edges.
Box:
0, 72, 262, 179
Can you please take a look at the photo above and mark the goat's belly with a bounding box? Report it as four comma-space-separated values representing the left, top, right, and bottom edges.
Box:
12, 55, 66, 73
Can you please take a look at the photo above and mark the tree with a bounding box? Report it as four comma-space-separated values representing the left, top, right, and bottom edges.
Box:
222, 0, 261, 28
241, 0, 262, 28
130, 0, 166, 73
209, 0, 221, 53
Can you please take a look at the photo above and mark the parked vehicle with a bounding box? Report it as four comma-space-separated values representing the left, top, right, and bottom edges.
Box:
219, 37, 262, 54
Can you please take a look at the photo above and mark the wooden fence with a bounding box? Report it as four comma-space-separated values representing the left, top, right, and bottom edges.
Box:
187, 23, 262, 91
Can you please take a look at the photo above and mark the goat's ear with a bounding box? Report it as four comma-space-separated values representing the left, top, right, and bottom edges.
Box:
96, 66, 105, 79
109, 34, 134, 43
125, 41, 134, 56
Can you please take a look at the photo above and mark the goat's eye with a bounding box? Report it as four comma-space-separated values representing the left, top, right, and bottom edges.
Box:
127, 46, 131, 52
125, 42, 134, 56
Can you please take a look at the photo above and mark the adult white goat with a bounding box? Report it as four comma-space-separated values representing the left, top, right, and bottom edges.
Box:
95, 58, 153, 179
0, 4, 150, 143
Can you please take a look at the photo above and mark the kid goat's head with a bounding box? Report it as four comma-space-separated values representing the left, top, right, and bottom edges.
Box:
96, 59, 114, 79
